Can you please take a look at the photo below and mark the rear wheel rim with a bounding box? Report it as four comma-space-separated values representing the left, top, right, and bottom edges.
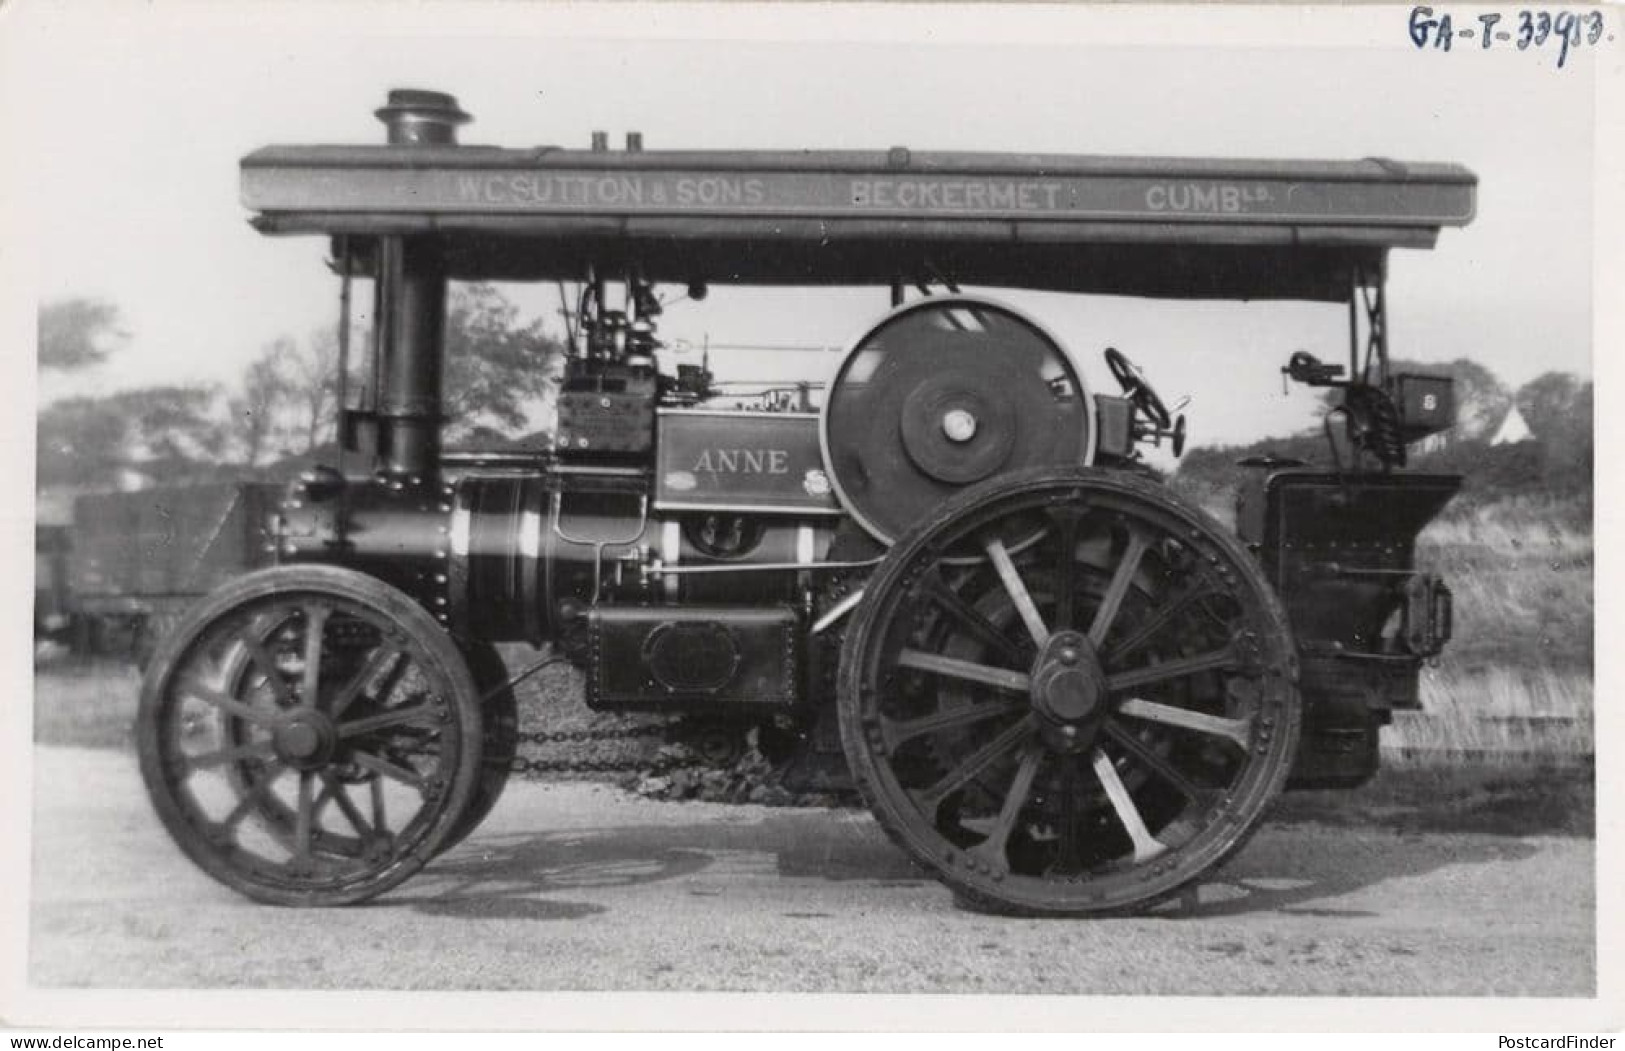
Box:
839, 470, 1299, 915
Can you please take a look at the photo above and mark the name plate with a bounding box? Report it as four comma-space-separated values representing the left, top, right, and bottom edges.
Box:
655, 410, 842, 515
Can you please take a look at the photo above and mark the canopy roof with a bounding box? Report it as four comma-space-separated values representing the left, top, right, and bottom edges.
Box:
242, 143, 1476, 301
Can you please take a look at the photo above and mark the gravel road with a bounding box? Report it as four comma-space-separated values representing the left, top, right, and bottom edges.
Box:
27, 746, 1594, 995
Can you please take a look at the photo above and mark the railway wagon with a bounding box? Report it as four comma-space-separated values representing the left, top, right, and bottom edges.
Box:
53, 483, 281, 663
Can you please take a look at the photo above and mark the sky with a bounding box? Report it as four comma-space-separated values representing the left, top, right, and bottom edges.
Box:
4, 2, 1602, 450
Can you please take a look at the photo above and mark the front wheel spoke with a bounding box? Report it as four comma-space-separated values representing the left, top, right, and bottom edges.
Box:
320, 772, 375, 840
184, 740, 275, 772
968, 743, 1043, 871
178, 677, 275, 727
1090, 748, 1167, 864
895, 649, 1031, 694
216, 761, 287, 832
916, 715, 1037, 813
299, 603, 332, 709
293, 771, 316, 863
1088, 532, 1150, 647
983, 537, 1049, 647
881, 699, 1025, 748
351, 750, 426, 791
337, 703, 437, 740
1107, 647, 1237, 693
1101, 721, 1203, 801
1116, 697, 1252, 750
920, 573, 1027, 666
328, 646, 403, 720
1103, 585, 1218, 666
370, 775, 388, 832
238, 633, 297, 707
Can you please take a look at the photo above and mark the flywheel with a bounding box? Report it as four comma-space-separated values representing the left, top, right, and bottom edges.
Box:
820, 296, 1095, 545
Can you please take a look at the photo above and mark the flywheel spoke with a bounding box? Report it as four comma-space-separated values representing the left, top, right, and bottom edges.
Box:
920, 572, 1027, 666
915, 715, 1037, 813
881, 699, 1026, 748
895, 649, 1031, 693
1106, 646, 1237, 693
1088, 532, 1149, 647
983, 536, 1049, 647
1090, 748, 1167, 863
968, 743, 1043, 871
1116, 697, 1252, 749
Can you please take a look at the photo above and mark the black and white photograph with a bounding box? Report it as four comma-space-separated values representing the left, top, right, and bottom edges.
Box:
2, 0, 1618, 1033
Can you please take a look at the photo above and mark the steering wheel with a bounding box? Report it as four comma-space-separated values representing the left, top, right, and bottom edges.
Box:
1104, 347, 1172, 429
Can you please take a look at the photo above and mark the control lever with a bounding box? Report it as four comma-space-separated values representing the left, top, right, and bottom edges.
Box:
1282, 350, 1346, 391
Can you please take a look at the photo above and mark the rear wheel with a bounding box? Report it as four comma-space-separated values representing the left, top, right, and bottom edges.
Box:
838, 467, 1299, 916
136, 566, 482, 906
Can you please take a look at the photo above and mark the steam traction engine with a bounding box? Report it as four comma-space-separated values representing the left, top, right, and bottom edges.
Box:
137, 91, 1475, 913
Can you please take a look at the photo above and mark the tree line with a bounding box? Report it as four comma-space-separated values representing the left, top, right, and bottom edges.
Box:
36, 287, 565, 489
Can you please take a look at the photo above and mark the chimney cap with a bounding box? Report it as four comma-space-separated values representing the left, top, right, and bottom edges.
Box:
375, 89, 471, 145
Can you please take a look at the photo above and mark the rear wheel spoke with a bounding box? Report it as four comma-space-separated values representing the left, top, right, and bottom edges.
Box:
1091, 748, 1167, 863
1052, 759, 1085, 874
968, 743, 1043, 871
895, 649, 1030, 693
983, 537, 1049, 647
1088, 532, 1149, 647
916, 715, 1036, 813
1116, 697, 1252, 749
1047, 509, 1084, 632
1104, 585, 1218, 666
920, 572, 1027, 666
1101, 721, 1203, 801
1107, 647, 1237, 693
881, 700, 1025, 748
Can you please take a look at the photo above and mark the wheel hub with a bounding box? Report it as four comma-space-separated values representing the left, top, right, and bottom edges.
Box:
1028, 629, 1107, 751
272, 710, 338, 770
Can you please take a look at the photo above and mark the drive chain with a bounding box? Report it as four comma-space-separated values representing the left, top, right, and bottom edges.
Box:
506, 723, 709, 776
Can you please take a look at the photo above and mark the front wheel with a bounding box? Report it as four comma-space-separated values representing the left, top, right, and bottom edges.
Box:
838, 467, 1300, 916
136, 566, 483, 906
